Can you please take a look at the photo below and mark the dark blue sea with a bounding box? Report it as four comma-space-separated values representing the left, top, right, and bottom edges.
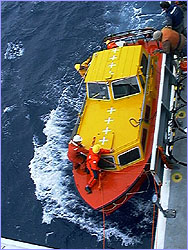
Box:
1, 1, 166, 249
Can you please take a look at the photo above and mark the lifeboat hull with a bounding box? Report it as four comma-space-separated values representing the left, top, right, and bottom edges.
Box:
72, 31, 163, 214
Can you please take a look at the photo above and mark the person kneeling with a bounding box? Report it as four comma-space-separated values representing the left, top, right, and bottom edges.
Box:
67, 135, 89, 170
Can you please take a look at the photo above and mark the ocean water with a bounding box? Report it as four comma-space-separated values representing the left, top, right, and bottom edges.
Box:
1, 1, 166, 249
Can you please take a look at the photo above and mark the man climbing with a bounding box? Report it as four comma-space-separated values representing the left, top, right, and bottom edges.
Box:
85, 144, 114, 194
74, 56, 92, 78
67, 134, 89, 170
153, 27, 186, 56
160, 1, 185, 35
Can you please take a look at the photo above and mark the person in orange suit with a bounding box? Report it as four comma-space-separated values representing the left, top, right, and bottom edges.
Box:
68, 134, 89, 170
85, 144, 114, 194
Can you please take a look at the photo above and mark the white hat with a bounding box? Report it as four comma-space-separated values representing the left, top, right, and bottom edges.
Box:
153, 30, 162, 40
73, 134, 83, 142
116, 41, 125, 47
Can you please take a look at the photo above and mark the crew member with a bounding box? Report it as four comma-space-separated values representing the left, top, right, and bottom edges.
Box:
160, 1, 185, 35
85, 144, 114, 194
68, 134, 89, 170
153, 27, 186, 56
105, 40, 118, 49
74, 56, 92, 78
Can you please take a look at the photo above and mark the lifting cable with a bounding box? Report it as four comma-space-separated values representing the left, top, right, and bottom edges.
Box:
99, 174, 105, 249
102, 208, 105, 249
151, 202, 156, 249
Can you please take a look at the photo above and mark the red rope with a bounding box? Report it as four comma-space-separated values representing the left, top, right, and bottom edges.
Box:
158, 146, 172, 169
151, 203, 156, 249
102, 208, 105, 249
99, 174, 105, 249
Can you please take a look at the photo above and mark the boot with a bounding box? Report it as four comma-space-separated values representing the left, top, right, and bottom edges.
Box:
85, 185, 92, 194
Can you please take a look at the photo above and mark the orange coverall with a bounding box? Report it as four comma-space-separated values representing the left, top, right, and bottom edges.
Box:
86, 147, 111, 188
68, 140, 89, 169
161, 27, 186, 54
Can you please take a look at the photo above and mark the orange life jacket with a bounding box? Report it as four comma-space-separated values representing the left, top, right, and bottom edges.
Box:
67, 140, 88, 162
162, 27, 183, 51
86, 147, 111, 171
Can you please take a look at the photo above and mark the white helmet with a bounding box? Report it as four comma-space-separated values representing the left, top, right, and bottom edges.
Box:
73, 134, 82, 142
153, 30, 162, 40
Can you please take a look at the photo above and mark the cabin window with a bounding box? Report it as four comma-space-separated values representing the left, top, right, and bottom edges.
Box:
139, 74, 145, 90
112, 76, 140, 99
98, 156, 116, 170
141, 54, 148, 77
118, 147, 141, 166
141, 128, 147, 151
144, 105, 150, 123
87, 82, 110, 100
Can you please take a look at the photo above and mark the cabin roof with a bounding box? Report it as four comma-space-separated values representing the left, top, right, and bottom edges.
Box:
85, 45, 142, 82
77, 94, 143, 151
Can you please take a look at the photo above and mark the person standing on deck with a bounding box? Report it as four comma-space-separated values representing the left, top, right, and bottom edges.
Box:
68, 135, 89, 170
160, 1, 186, 35
153, 27, 186, 56
74, 56, 92, 78
85, 144, 114, 194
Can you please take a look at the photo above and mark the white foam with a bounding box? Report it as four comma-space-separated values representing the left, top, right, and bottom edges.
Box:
4, 41, 24, 60
104, 2, 165, 34
3, 104, 17, 113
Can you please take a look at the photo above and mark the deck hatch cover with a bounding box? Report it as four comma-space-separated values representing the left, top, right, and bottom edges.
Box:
118, 147, 141, 166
